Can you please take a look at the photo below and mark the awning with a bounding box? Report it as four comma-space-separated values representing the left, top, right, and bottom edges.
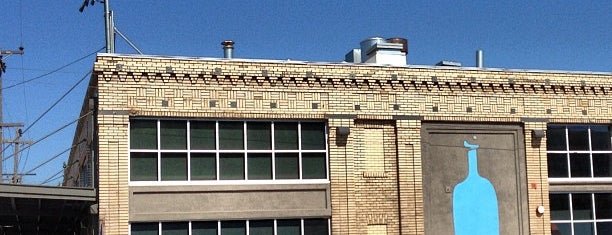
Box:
0, 184, 96, 235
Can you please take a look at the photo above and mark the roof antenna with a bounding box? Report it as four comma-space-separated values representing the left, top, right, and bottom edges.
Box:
79, 0, 143, 54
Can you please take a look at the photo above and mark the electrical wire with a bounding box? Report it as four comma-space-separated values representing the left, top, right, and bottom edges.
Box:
2, 47, 103, 90
23, 139, 86, 176
40, 159, 80, 185
1, 111, 92, 163
0, 70, 92, 155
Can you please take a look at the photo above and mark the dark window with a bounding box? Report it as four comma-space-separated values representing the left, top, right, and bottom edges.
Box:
160, 120, 187, 150
572, 193, 593, 220
191, 121, 216, 150
191, 153, 216, 180
592, 153, 612, 177
219, 122, 244, 150
221, 221, 246, 235
568, 126, 589, 151
220, 153, 244, 180
276, 220, 300, 235
301, 122, 326, 150
302, 153, 327, 179
247, 122, 271, 150
162, 222, 188, 235
248, 220, 274, 235
547, 126, 567, 151
550, 194, 570, 220
130, 153, 157, 181
161, 153, 187, 181
131, 223, 158, 235
192, 221, 217, 235
591, 126, 611, 150
547, 153, 568, 177
569, 153, 591, 177
130, 120, 157, 149
303, 219, 329, 235
248, 153, 272, 180
275, 122, 298, 150
595, 193, 612, 219
275, 153, 299, 179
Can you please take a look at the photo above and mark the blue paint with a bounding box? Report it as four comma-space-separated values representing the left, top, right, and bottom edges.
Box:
453, 141, 499, 235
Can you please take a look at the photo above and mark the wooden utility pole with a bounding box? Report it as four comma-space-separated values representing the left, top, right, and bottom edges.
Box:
0, 47, 24, 182
4, 128, 32, 184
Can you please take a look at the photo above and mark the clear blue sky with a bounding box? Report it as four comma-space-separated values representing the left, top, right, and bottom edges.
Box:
0, 0, 610, 185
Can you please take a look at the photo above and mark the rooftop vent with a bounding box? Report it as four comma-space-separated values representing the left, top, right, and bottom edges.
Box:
221, 40, 234, 59
345, 37, 408, 65
436, 60, 462, 67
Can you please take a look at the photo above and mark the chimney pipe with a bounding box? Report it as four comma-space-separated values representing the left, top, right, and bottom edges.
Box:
476, 50, 483, 68
221, 40, 234, 59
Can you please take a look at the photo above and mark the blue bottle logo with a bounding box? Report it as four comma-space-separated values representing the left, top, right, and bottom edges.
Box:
453, 141, 499, 235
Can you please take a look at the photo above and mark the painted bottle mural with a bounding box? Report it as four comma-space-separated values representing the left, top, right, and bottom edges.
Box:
453, 141, 499, 235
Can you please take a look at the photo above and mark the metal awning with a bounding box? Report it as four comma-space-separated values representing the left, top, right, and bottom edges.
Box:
0, 183, 96, 235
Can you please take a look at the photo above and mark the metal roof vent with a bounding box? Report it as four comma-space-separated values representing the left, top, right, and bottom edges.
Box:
345, 37, 408, 65
221, 40, 234, 59
436, 60, 462, 67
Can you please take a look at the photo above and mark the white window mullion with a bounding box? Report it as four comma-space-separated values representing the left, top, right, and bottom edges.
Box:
216, 121, 220, 181
157, 120, 162, 181
187, 121, 191, 181
244, 122, 248, 180
569, 193, 575, 235
218, 221, 221, 235
300, 219, 305, 235
158, 222, 162, 235
592, 193, 598, 235
588, 127, 595, 178
298, 122, 303, 180
565, 127, 572, 178
273, 219, 278, 235
271, 122, 276, 180
188, 221, 192, 235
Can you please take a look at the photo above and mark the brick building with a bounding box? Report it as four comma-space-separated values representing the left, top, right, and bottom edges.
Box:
65, 38, 612, 235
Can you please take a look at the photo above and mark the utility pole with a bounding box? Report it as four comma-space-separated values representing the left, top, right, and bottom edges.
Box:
4, 128, 33, 184
80, 0, 115, 53
0, 47, 24, 182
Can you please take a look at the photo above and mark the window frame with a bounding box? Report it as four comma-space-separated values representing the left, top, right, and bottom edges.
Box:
128, 119, 329, 185
129, 218, 331, 235
547, 125, 612, 182
549, 192, 612, 235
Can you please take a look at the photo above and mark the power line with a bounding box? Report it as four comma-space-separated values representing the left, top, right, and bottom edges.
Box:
2, 47, 103, 90
1, 111, 92, 163
23, 139, 86, 176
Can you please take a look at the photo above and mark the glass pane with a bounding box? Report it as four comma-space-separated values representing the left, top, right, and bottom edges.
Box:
247, 122, 271, 150
547, 126, 567, 151
275, 122, 298, 150
301, 122, 326, 150
221, 221, 245, 235
132, 223, 158, 235
590, 126, 611, 150
275, 153, 299, 179
593, 153, 612, 177
551, 223, 570, 235
161, 153, 187, 181
130, 120, 157, 149
249, 220, 274, 235
597, 222, 612, 235
219, 122, 244, 150
595, 193, 612, 219
570, 153, 591, 177
220, 153, 244, 180
248, 153, 272, 180
191, 153, 216, 180
160, 120, 187, 149
302, 153, 327, 179
550, 194, 570, 220
573, 222, 594, 235
192, 221, 218, 235
303, 219, 328, 235
547, 153, 568, 177
277, 220, 300, 235
130, 152, 158, 181
568, 126, 589, 150
162, 222, 188, 235
572, 193, 594, 220
191, 121, 216, 150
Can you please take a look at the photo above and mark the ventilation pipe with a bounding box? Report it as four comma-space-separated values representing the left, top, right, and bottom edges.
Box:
476, 50, 483, 68
222, 40, 235, 59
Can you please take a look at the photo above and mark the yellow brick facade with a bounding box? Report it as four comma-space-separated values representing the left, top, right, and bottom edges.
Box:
76, 54, 612, 235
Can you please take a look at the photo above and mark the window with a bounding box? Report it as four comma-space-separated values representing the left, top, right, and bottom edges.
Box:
550, 193, 612, 235
129, 120, 328, 182
548, 125, 612, 235
547, 125, 612, 178
131, 218, 330, 235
